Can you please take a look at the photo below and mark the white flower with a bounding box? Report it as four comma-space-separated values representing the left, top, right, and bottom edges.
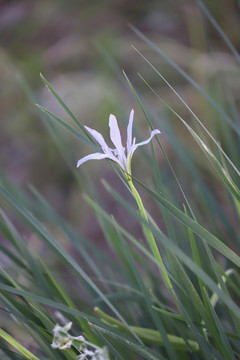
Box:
51, 322, 85, 350
77, 110, 160, 175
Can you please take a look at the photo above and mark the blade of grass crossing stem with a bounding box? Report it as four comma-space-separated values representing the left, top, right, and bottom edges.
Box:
0, 185, 141, 344
129, 174, 240, 268
85, 190, 218, 332
39, 74, 92, 140
93, 184, 240, 318
103, 177, 240, 270
149, 139, 199, 323
0, 329, 40, 360
149, 143, 212, 325
111, 217, 178, 360
129, 25, 240, 135
123, 70, 196, 219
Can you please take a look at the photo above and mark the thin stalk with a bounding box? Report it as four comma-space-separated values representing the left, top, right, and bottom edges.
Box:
127, 178, 175, 300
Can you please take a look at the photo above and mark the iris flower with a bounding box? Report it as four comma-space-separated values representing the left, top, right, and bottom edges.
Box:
77, 110, 160, 176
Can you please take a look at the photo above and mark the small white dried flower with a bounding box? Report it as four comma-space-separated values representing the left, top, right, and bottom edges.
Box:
51, 322, 109, 359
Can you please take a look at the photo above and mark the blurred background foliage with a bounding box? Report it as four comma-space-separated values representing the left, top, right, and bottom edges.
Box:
0, 0, 240, 346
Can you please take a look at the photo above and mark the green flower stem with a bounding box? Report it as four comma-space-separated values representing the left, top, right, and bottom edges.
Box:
127, 178, 175, 299
95, 307, 200, 352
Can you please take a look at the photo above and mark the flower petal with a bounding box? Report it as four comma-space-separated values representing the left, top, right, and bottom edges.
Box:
134, 129, 160, 149
109, 114, 124, 152
130, 129, 161, 158
85, 126, 109, 151
127, 109, 134, 153
77, 152, 110, 167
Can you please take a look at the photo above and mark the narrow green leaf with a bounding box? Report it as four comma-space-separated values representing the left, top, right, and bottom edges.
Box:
85, 188, 240, 318
195, 0, 240, 61
36, 104, 98, 151
89, 323, 166, 360
123, 70, 195, 219
129, 25, 240, 135
110, 218, 178, 360
130, 176, 240, 268
136, 66, 240, 180
204, 290, 236, 360
0, 185, 141, 344
39, 74, 91, 139
0, 329, 40, 360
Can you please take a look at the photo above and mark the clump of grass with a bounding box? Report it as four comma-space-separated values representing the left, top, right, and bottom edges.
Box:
1, 2, 240, 359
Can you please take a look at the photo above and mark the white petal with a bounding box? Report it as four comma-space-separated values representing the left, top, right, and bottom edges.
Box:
59, 340, 72, 350
109, 114, 124, 152
85, 126, 109, 151
130, 129, 161, 158
77, 152, 110, 167
63, 322, 72, 332
134, 129, 160, 149
127, 109, 134, 153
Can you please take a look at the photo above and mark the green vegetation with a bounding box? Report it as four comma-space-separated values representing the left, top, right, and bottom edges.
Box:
0, 1, 240, 359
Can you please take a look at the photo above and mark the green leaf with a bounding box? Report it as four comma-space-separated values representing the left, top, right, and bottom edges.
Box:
36, 104, 98, 152
39, 74, 91, 139
129, 25, 240, 135
85, 187, 240, 319
0, 185, 141, 344
0, 329, 40, 360
131, 176, 240, 268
